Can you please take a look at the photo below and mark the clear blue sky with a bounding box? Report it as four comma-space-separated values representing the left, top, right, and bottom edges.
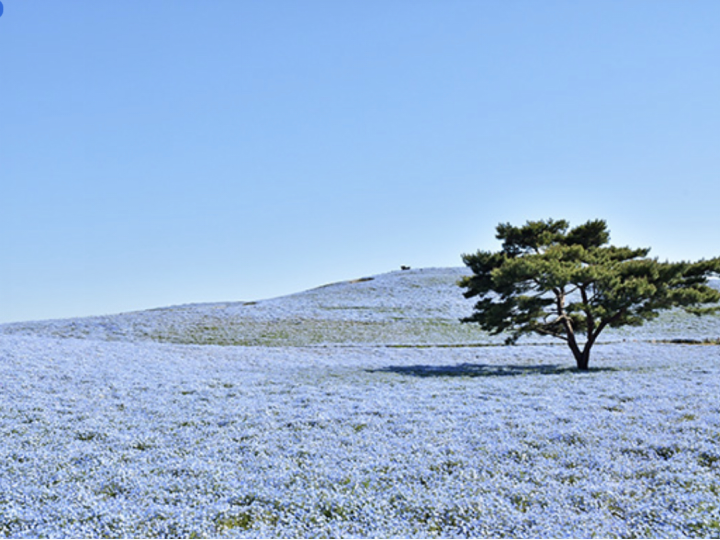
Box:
1, 1, 719, 323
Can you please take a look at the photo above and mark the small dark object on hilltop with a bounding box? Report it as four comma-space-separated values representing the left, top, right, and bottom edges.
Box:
401, 266, 411, 271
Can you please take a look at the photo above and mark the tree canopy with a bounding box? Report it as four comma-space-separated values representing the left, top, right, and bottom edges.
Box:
459, 219, 720, 370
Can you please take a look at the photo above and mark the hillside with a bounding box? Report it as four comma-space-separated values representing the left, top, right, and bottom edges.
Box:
2, 269, 720, 537
1, 267, 719, 346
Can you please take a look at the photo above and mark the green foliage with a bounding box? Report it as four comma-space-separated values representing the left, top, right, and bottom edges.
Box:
460, 219, 720, 369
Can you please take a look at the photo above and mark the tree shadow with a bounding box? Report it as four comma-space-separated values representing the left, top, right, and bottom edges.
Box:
367, 362, 615, 378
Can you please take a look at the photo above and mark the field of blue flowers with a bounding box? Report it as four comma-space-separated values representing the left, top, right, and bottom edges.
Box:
2, 335, 719, 538
1, 269, 719, 538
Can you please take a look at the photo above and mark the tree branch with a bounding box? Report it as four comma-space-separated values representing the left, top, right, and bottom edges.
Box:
580, 284, 594, 342
533, 326, 569, 341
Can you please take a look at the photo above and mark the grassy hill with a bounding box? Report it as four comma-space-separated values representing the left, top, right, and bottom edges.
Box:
2, 267, 718, 346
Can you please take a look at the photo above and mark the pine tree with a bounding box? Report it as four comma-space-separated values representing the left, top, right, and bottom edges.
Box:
460, 219, 720, 370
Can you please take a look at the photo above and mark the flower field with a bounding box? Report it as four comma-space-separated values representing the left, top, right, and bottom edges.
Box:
1, 269, 719, 538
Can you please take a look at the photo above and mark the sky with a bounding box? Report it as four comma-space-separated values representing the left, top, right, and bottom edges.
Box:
1, 1, 719, 323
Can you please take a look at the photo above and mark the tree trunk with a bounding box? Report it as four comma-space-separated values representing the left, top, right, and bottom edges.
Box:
577, 348, 590, 370
572, 346, 591, 370
564, 327, 589, 370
